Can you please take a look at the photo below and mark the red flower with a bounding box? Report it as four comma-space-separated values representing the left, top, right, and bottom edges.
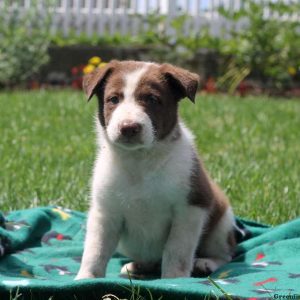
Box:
204, 77, 217, 93
71, 67, 79, 75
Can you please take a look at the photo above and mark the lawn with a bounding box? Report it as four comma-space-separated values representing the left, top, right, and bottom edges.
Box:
0, 90, 299, 225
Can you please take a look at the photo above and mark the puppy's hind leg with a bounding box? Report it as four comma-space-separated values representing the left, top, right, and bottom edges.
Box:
193, 208, 236, 277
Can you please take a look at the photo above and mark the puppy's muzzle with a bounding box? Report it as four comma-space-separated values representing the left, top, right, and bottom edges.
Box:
119, 121, 142, 140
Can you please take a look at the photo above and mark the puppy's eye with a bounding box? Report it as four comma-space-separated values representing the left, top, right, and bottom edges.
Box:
108, 96, 119, 105
144, 94, 160, 104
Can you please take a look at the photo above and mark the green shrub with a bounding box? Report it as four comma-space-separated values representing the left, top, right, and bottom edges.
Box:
46, 2, 300, 94
0, 1, 51, 87
217, 0, 300, 93
138, 13, 218, 66
49, 12, 219, 69
3, 0, 298, 93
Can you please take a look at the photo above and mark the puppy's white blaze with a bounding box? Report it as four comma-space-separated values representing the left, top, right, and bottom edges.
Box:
106, 65, 155, 149
123, 64, 152, 102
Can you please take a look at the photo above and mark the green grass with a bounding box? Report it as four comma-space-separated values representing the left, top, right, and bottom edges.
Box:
0, 90, 299, 225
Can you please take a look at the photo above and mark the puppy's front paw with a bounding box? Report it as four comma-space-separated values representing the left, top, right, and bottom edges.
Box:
75, 271, 97, 280
120, 262, 160, 279
193, 258, 226, 276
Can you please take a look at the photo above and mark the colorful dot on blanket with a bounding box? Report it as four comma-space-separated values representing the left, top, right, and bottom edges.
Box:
200, 278, 240, 286
5, 220, 30, 231
56, 233, 65, 240
42, 264, 73, 276
254, 277, 278, 286
289, 273, 300, 278
42, 231, 72, 245
217, 270, 232, 279
20, 270, 34, 278
252, 261, 269, 267
255, 253, 265, 260
52, 208, 71, 221
252, 288, 285, 295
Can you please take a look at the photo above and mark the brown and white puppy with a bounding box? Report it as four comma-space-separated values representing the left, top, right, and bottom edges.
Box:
75, 60, 236, 280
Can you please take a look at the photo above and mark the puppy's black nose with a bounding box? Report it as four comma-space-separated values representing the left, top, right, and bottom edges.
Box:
120, 121, 142, 138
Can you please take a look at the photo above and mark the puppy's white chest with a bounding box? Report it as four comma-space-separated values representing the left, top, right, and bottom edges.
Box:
116, 177, 178, 261
115, 166, 186, 222
107, 164, 188, 261
92, 127, 194, 262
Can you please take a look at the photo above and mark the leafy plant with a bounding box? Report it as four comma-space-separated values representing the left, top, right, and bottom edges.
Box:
217, 0, 300, 93
3, 0, 299, 94
0, 0, 52, 87
136, 12, 221, 68
49, 11, 220, 70
50, 31, 142, 48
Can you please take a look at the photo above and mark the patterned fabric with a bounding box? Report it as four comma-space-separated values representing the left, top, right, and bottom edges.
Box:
0, 206, 299, 299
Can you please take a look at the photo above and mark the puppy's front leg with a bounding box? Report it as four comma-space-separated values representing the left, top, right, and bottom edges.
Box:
161, 206, 208, 278
76, 205, 122, 279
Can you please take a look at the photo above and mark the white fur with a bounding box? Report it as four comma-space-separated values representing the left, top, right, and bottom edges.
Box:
200, 207, 235, 261
76, 64, 234, 280
106, 65, 155, 150
123, 66, 151, 102
76, 120, 209, 279
193, 208, 235, 274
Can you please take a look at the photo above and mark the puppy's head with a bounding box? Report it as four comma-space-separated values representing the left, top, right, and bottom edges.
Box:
83, 60, 199, 150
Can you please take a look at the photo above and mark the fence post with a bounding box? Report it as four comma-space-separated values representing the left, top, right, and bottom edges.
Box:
96, 0, 106, 36
109, 0, 117, 35
86, 0, 94, 36
130, 0, 139, 36
194, 0, 202, 34
183, 0, 191, 36
10, 0, 298, 38
62, 0, 71, 36
120, 0, 128, 35
74, 0, 82, 35
166, 0, 176, 35
143, 0, 150, 32
214, 0, 224, 37
24, 0, 31, 9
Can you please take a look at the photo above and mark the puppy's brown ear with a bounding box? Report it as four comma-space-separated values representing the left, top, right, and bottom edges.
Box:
83, 60, 119, 101
160, 64, 200, 103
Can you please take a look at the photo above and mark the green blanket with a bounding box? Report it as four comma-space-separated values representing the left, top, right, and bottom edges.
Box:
0, 206, 299, 300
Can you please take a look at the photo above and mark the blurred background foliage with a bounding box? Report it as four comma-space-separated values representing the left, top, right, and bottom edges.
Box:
217, 0, 300, 93
0, 0, 300, 93
0, 0, 51, 87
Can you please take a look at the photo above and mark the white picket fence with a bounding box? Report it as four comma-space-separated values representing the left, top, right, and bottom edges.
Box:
2, 0, 300, 37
